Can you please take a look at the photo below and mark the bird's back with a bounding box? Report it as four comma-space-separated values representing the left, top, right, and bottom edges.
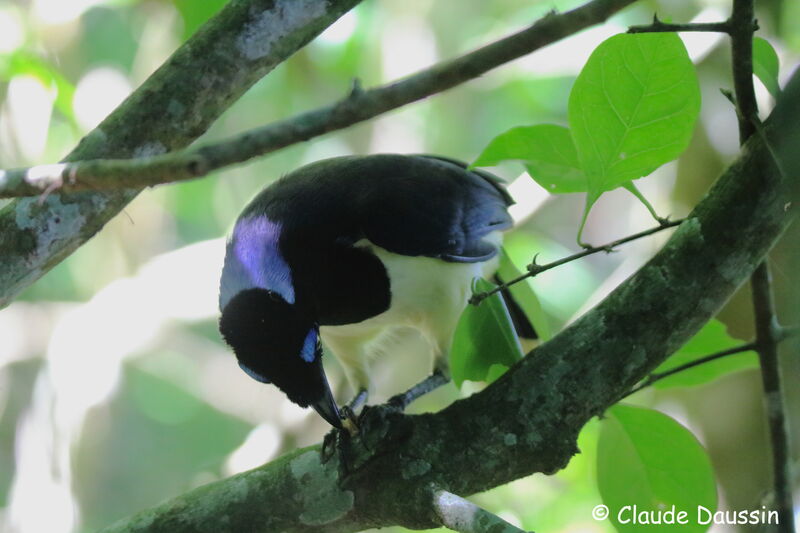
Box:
241, 154, 513, 261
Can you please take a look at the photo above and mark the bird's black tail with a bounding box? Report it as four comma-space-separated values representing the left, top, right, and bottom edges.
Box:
493, 274, 538, 341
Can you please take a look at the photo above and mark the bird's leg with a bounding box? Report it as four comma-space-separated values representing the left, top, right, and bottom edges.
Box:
340, 388, 368, 433
347, 388, 369, 414
385, 314, 456, 411
387, 368, 449, 410
321, 426, 345, 463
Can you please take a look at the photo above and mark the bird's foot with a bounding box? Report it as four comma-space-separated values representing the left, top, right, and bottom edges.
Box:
320, 426, 357, 477
339, 387, 368, 434
320, 426, 341, 464
386, 369, 449, 411
320, 388, 369, 465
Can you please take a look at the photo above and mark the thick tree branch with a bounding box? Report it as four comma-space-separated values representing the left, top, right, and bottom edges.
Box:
98, 66, 800, 533
0, 0, 638, 200
0, 0, 363, 308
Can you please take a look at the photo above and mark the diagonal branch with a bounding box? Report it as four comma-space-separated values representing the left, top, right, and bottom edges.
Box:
0, 0, 639, 200
97, 63, 800, 533
0, 0, 363, 308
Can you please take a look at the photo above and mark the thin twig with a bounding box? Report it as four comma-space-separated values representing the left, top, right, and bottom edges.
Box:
751, 264, 795, 532
624, 342, 758, 398
625, 325, 799, 398
0, 0, 639, 199
628, 14, 732, 34
728, 0, 795, 528
470, 218, 683, 305
432, 490, 531, 533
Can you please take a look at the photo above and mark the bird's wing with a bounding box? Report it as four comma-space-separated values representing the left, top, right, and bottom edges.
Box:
358, 155, 514, 263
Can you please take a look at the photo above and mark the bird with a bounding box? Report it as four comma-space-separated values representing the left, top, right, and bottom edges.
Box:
218, 154, 520, 428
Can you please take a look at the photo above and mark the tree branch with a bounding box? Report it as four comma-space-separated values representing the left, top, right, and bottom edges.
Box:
432, 491, 529, 533
97, 63, 800, 533
628, 14, 733, 34
728, 0, 795, 529
624, 341, 757, 397
470, 218, 682, 305
0, 0, 363, 308
0, 0, 638, 200
751, 263, 795, 532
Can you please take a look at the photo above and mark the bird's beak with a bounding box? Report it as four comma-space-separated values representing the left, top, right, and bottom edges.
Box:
311, 362, 343, 429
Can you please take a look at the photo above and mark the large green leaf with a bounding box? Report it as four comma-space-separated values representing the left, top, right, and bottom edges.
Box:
568, 33, 700, 197
450, 278, 524, 387
472, 125, 586, 193
753, 37, 780, 98
597, 405, 717, 533
651, 319, 757, 389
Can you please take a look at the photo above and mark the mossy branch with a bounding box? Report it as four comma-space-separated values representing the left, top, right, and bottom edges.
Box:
0, 0, 638, 200
98, 65, 800, 533
0, 0, 363, 308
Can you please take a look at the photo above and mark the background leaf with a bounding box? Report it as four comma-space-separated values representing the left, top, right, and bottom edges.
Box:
651, 319, 757, 389
597, 405, 717, 533
753, 37, 781, 98
568, 33, 700, 196
450, 278, 524, 387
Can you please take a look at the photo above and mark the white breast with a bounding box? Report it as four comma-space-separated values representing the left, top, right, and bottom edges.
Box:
320, 236, 501, 392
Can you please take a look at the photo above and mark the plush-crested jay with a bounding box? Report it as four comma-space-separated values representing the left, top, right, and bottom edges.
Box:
218, 154, 517, 428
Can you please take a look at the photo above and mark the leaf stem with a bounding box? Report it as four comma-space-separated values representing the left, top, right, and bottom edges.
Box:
623, 181, 668, 224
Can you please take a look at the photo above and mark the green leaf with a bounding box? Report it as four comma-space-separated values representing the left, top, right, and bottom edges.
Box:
597, 405, 717, 533
651, 319, 757, 389
473, 125, 587, 193
497, 248, 553, 341
450, 278, 524, 387
569, 33, 700, 197
753, 37, 781, 98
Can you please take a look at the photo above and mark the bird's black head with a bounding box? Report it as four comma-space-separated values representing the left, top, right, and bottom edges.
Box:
219, 288, 341, 427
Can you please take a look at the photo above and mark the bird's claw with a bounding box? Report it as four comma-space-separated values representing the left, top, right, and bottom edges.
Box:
340, 405, 361, 435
